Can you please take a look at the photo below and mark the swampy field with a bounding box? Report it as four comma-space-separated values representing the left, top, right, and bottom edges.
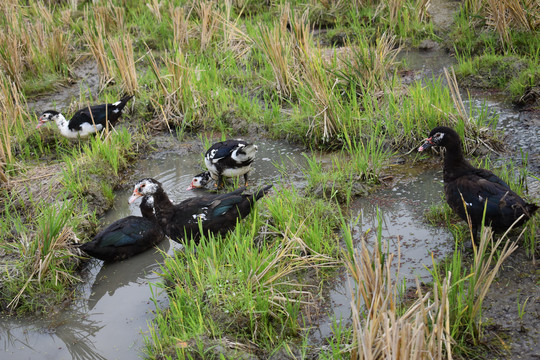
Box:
0, 0, 539, 359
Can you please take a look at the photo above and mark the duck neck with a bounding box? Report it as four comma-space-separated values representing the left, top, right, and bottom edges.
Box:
151, 188, 175, 223
140, 196, 157, 222
442, 145, 473, 182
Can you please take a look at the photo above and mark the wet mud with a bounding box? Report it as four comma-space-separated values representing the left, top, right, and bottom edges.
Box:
3, 28, 540, 360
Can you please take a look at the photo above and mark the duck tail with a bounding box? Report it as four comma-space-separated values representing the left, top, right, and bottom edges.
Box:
113, 95, 134, 112
253, 184, 272, 202
120, 95, 134, 104
526, 202, 539, 217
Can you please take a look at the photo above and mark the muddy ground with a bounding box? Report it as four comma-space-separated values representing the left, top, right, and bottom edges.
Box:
9, 1, 540, 357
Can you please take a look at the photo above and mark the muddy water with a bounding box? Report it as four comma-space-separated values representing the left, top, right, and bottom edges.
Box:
0, 139, 308, 360
312, 165, 454, 342
5, 49, 539, 359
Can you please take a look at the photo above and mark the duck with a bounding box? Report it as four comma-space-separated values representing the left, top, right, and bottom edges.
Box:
419, 126, 538, 239
36, 95, 133, 138
79, 195, 165, 262
129, 178, 272, 243
187, 140, 258, 190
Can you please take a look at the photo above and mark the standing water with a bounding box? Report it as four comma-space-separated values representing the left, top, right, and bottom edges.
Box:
0, 139, 307, 360
311, 164, 454, 342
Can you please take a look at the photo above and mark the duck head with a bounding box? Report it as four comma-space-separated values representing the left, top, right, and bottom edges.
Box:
36, 110, 61, 129
418, 126, 459, 152
129, 178, 161, 203
186, 171, 211, 190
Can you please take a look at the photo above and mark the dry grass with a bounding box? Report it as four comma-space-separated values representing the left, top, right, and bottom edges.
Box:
247, 228, 338, 319
343, 214, 520, 358
298, 44, 344, 142
93, 3, 126, 34
146, 0, 163, 22
484, 0, 539, 48
258, 24, 297, 99
0, 73, 28, 183
430, 67, 496, 154
345, 238, 453, 360
148, 49, 199, 130
337, 32, 401, 96
83, 9, 114, 89
374, 0, 432, 31
256, 5, 307, 99
465, 0, 539, 48
197, 1, 219, 52
219, 0, 253, 60
170, 6, 191, 50
8, 226, 81, 310
109, 34, 139, 95
0, 0, 74, 90
0, 29, 24, 89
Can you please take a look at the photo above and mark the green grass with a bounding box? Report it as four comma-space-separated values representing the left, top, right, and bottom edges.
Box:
145, 186, 340, 358
0, 2, 538, 359
0, 193, 83, 314
1, 117, 137, 313
456, 52, 540, 100
429, 226, 518, 355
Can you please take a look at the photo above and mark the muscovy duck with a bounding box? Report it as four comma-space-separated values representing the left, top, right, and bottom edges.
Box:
79, 196, 165, 262
187, 140, 258, 189
37, 95, 133, 138
129, 178, 272, 243
419, 126, 538, 238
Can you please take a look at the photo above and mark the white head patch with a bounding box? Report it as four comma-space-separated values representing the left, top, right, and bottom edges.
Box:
433, 132, 445, 142
136, 179, 159, 195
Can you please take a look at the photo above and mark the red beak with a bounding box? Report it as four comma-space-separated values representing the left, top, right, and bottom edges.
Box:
128, 190, 143, 204
36, 117, 46, 129
418, 137, 434, 152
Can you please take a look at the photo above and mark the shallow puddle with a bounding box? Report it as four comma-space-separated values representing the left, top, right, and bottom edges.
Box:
5, 48, 539, 360
0, 138, 308, 360
312, 165, 454, 342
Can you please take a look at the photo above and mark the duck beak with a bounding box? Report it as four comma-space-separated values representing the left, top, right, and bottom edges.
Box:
418, 137, 434, 152
36, 117, 46, 129
128, 190, 142, 204
186, 182, 195, 190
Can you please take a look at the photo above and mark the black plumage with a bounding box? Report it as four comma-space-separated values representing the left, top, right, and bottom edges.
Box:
187, 140, 258, 189
79, 196, 165, 262
419, 126, 538, 238
37, 95, 133, 138
130, 178, 272, 243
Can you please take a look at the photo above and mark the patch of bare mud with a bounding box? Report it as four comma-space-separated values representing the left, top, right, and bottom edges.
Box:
482, 247, 540, 360
26, 60, 100, 115
427, 0, 461, 31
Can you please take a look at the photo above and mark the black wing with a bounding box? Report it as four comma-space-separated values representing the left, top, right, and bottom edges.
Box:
446, 174, 530, 230
68, 96, 133, 131
207, 140, 248, 160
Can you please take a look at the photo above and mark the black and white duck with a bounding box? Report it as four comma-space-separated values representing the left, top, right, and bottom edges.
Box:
187, 140, 258, 190
419, 126, 538, 238
130, 178, 272, 243
79, 195, 165, 262
37, 95, 133, 138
